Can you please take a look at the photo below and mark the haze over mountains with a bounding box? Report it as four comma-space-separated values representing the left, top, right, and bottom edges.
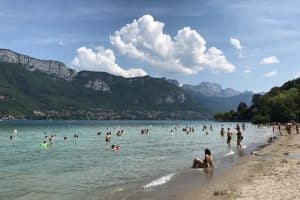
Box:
183, 82, 243, 97
0, 49, 253, 120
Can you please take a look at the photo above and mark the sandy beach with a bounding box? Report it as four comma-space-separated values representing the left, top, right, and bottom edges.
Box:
178, 126, 300, 200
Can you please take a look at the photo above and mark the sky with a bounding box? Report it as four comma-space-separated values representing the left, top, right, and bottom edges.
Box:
0, 0, 300, 92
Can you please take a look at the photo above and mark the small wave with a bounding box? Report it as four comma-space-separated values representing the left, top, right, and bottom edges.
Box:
225, 150, 235, 156
142, 173, 175, 189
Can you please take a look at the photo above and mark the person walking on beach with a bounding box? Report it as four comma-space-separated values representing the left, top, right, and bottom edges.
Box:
237, 129, 243, 148
227, 128, 232, 147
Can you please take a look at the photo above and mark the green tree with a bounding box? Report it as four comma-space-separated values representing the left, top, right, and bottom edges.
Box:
237, 101, 248, 120
252, 94, 262, 105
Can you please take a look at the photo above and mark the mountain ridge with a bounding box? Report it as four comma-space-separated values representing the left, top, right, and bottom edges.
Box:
182, 82, 246, 97
0, 49, 76, 80
0, 59, 204, 120
0, 48, 253, 120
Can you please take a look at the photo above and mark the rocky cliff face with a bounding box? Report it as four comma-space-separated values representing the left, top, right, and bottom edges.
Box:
155, 91, 186, 105
0, 49, 76, 80
85, 79, 110, 92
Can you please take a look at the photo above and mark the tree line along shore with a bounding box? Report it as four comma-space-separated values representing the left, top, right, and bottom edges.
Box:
214, 77, 300, 124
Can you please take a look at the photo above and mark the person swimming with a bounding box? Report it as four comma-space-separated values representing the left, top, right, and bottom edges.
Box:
116, 131, 123, 136
111, 145, 120, 151
141, 129, 149, 134
192, 148, 214, 169
106, 133, 111, 142
40, 141, 49, 148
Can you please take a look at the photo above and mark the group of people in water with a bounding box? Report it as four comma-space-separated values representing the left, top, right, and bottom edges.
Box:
40, 134, 56, 148
39, 133, 81, 148
272, 122, 300, 135
182, 126, 195, 133
224, 124, 245, 148
105, 130, 126, 151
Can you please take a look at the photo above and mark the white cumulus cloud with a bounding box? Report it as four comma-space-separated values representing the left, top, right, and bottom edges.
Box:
230, 37, 242, 50
259, 56, 279, 65
264, 70, 277, 77
230, 37, 244, 58
110, 15, 235, 75
72, 46, 147, 78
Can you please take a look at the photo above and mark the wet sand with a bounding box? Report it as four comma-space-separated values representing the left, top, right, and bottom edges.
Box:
178, 127, 300, 200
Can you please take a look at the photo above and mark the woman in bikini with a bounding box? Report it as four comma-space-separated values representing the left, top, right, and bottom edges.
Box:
192, 148, 214, 169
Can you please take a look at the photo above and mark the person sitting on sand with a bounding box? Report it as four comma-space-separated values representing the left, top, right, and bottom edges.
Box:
192, 148, 214, 169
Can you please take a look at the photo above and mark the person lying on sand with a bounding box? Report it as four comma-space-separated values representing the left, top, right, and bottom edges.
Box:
192, 148, 214, 169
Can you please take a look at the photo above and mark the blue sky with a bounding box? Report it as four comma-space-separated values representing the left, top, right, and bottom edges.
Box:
0, 0, 299, 92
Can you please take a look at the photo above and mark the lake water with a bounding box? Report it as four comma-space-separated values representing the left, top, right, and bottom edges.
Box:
0, 120, 273, 200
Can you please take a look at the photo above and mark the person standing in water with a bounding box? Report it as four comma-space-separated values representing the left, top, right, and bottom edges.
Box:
220, 128, 225, 137
227, 128, 232, 147
236, 129, 243, 148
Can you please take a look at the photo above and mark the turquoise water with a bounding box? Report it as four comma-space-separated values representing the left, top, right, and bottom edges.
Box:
0, 120, 272, 200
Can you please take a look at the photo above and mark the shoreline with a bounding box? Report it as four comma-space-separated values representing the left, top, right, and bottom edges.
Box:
177, 127, 300, 200
112, 125, 273, 200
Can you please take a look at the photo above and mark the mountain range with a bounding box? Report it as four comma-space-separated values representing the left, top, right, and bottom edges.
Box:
0, 48, 253, 120
181, 82, 253, 113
